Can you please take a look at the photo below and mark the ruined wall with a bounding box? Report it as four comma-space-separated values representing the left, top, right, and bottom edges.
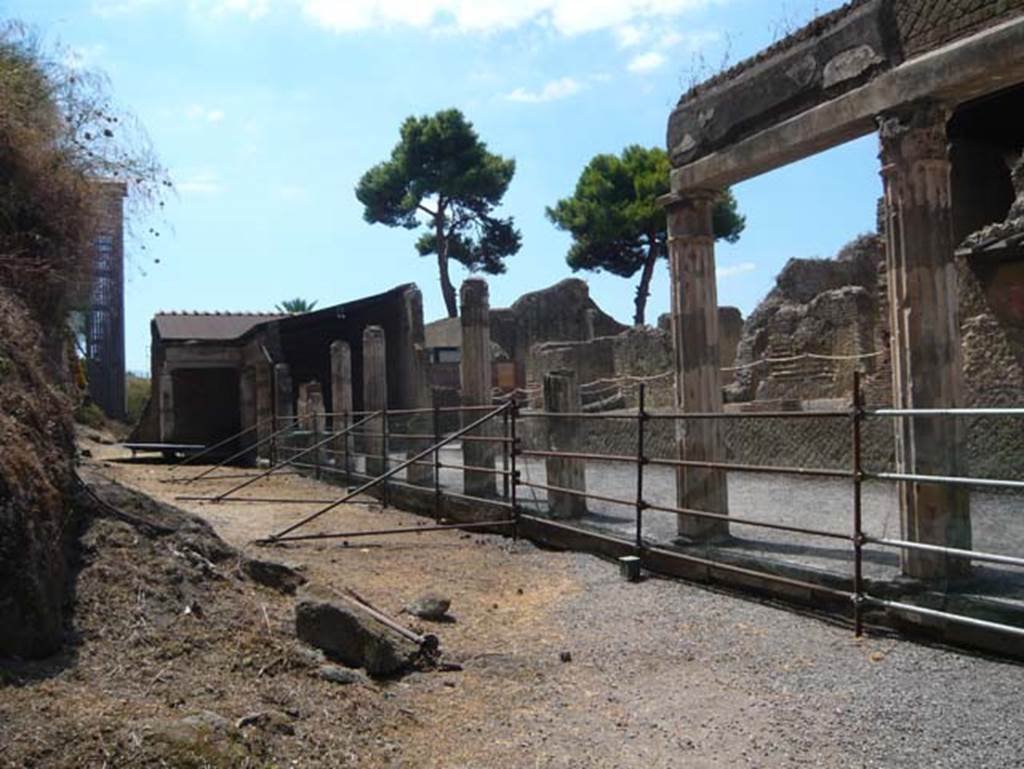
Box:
491, 279, 628, 386
727, 235, 885, 403
532, 308, 741, 409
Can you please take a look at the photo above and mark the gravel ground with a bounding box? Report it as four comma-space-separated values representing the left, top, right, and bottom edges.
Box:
85, 439, 1024, 768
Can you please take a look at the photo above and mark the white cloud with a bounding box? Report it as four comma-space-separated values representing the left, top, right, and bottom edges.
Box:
717, 261, 757, 279
505, 76, 583, 103
101, 0, 719, 37
185, 104, 227, 123
176, 171, 224, 195
627, 51, 665, 74
614, 22, 649, 48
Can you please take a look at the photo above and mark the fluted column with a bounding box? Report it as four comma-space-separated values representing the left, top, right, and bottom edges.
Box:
879, 101, 971, 580
665, 189, 729, 542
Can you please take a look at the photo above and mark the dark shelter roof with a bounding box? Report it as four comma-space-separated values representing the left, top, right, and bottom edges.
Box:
153, 312, 288, 341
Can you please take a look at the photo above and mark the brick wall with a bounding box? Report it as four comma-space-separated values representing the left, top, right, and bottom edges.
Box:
895, 0, 1024, 56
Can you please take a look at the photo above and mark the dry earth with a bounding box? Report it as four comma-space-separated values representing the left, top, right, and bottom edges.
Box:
2, 432, 1023, 768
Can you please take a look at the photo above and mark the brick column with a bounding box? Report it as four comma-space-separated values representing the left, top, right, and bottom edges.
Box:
665, 189, 729, 542
879, 102, 971, 580
363, 326, 388, 478
460, 279, 497, 498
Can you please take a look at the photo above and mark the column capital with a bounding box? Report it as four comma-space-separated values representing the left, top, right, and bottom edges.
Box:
658, 188, 720, 211
877, 100, 951, 168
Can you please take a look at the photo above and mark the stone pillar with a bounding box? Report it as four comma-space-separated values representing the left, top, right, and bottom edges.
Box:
402, 288, 434, 487
158, 366, 174, 443
255, 362, 273, 463
543, 370, 587, 518
307, 382, 326, 476
296, 381, 313, 431
665, 189, 729, 542
273, 363, 293, 464
238, 368, 257, 465
878, 102, 971, 580
363, 326, 388, 477
460, 279, 497, 498
330, 340, 354, 477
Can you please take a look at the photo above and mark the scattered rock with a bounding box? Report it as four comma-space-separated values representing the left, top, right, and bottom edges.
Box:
241, 557, 307, 594
404, 593, 451, 621
295, 594, 422, 677
319, 664, 369, 685
235, 710, 295, 735
179, 710, 234, 736
559, 651, 573, 663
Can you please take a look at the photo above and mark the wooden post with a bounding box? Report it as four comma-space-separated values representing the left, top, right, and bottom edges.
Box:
879, 102, 971, 580
665, 189, 730, 542
460, 279, 497, 498
330, 340, 354, 480
363, 325, 387, 478
543, 370, 587, 519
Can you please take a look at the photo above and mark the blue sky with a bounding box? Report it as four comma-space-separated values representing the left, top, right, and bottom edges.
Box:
5, 0, 881, 372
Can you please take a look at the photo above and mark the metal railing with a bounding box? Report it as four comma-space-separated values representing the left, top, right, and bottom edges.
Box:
171, 377, 1024, 646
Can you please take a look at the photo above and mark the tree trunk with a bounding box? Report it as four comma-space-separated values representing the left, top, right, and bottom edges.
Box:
436, 218, 458, 318
633, 241, 659, 326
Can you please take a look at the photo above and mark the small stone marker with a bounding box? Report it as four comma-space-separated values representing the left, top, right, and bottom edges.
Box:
404, 593, 451, 621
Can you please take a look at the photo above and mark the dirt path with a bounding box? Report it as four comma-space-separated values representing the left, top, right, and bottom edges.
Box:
85, 439, 1024, 768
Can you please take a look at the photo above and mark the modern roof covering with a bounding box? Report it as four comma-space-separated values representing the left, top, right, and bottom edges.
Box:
153, 312, 288, 341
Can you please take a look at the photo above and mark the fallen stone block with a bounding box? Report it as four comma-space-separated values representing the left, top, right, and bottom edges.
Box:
295, 594, 422, 677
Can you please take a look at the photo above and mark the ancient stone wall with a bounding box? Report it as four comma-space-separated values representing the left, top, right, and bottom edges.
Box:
490, 278, 627, 386
727, 235, 886, 403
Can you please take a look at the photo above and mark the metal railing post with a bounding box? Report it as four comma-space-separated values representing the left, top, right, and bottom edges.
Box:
382, 406, 390, 509
852, 370, 865, 637
510, 400, 520, 541
502, 406, 510, 502
433, 400, 442, 522
342, 410, 351, 486
636, 383, 647, 556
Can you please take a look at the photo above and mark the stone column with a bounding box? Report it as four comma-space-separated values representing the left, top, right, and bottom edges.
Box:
879, 102, 971, 580
307, 382, 326, 477
158, 366, 174, 443
402, 288, 434, 487
543, 370, 587, 518
460, 279, 497, 498
255, 362, 273, 464
330, 340, 354, 478
273, 363, 293, 464
363, 326, 388, 477
296, 381, 312, 431
665, 189, 729, 542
